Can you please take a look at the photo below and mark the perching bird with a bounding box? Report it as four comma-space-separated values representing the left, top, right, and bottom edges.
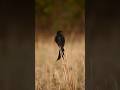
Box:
55, 31, 65, 61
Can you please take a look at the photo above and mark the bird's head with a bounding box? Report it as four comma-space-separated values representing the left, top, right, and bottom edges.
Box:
57, 31, 62, 35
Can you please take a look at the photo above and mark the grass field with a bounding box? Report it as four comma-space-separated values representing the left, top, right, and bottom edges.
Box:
35, 32, 85, 90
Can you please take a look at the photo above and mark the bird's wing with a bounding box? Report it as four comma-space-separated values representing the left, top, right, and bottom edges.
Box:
55, 35, 58, 43
61, 35, 65, 45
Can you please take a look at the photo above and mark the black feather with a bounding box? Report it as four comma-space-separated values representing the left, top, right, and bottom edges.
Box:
55, 31, 65, 61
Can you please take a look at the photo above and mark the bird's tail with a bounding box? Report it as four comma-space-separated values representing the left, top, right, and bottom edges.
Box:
56, 47, 65, 61
57, 50, 61, 61
61, 47, 64, 59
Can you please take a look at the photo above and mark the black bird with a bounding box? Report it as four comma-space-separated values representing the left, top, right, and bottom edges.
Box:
55, 31, 65, 61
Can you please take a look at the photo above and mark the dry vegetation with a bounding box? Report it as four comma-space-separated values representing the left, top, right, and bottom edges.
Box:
35, 32, 85, 90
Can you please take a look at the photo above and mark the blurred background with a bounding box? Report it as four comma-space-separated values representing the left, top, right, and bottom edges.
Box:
35, 0, 85, 90
35, 0, 85, 34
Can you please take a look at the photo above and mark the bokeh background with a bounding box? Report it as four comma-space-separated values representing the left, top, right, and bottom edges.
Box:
35, 0, 85, 33
35, 0, 85, 90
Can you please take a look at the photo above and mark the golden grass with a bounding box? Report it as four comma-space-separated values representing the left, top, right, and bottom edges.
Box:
35, 32, 85, 90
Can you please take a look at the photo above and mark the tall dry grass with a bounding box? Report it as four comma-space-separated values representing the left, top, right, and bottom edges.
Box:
35, 32, 85, 90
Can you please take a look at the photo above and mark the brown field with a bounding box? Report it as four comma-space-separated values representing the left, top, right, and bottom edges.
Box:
35, 32, 85, 90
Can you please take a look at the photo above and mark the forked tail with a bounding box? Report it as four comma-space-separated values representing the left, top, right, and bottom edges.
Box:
56, 47, 65, 61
